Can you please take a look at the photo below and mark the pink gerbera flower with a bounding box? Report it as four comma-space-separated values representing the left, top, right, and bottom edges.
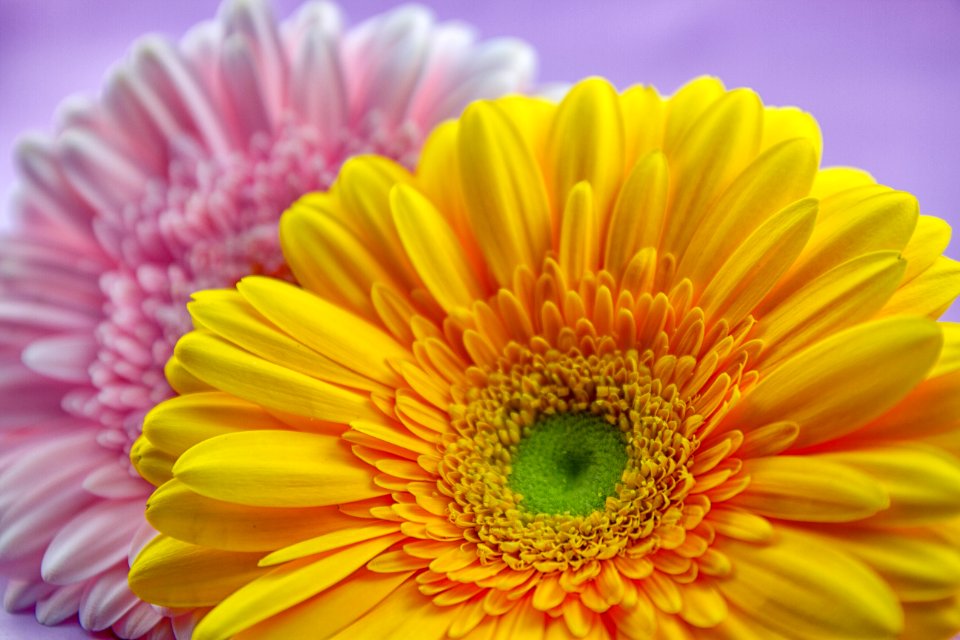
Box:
0, 1, 536, 637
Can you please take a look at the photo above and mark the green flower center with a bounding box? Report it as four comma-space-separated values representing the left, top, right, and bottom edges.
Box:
508, 413, 628, 516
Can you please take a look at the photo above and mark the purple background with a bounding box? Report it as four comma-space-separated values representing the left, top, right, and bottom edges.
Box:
0, 0, 958, 637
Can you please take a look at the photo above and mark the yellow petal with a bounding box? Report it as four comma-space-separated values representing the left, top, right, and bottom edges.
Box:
809, 167, 875, 199
237, 276, 409, 387
640, 569, 682, 614
662, 88, 763, 260
495, 598, 546, 638
900, 215, 952, 282
603, 151, 669, 276
932, 322, 960, 376
143, 391, 287, 457
609, 595, 656, 640
458, 100, 552, 286
329, 578, 458, 640
679, 137, 819, 286
678, 581, 727, 628
859, 323, 960, 441
722, 316, 942, 449
415, 121, 497, 293
861, 369, 960, 441
175, 331, 378, 423
416, 121, 466, 227
369, 283, 418, 345
259, 522, 402, 567
130, 435, 175, 487
738, 421, 799, 458
809, 526, 960, 602
332, 156, 419, 285
708, 506, 774, 543
620, 84, 664, 167
760, 107, 822, 158
350, 419, 436, 457
279, 200, 404, 318
718, 527, 902, 639
558, 181, 599, 284
193, 533, 404, 640
755, 251, 907, 369
760, 190, 918, 314
234, 569, 413, 640
173, 430, 387, 507
878, 256, 960, 319
547, 77, 625, 227
394, 359, 451, 410
902, 595, 960, 640
816, 183, 893, 219
164, 356, 214, 394
189, 289, 389, 394
818, 444, 960, 525
650, 613, 695, 640
129, 534, 266, 608
146, 479, 350, 552
700, 610, 792, 640
733, 455, 888, 522
532, 573, 565, 612
698, 198, 817, 325
490, 95, 557, 164
391, 183, 485, 312
366, 550, 430, 574
662, 76, 726, 154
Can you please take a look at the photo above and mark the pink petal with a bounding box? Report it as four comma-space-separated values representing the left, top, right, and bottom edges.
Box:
180, 22, 223, 94
131, 36, 235, 156
55, 95, 111, 144
0, 301, 95, 332
35, 582, 85, 625
0, 262, 102, 314
0, 237, 107, 274
0, 482, 96, 559
3, 579, 55, 612
82, 464, 151, 500
0, 366, 71, 428
425, 69, 526, 127
126, 522, 158, 569
220, 35, 272, 138
22, 334, 98, 383
344, 6, 432, 126
0, 434, 110, 558
78, 566, 138, 631
401, 22, 476, 125
41, 500, 144, 585
220, 0, 288, 121
101, 69, 169, 176
13, 136, 95, 235
284, 0, 343, 52
290, 20, 347, 149
145, 622, 178, 640
171, 610, 199, 640
427, 38, 536, 124
112, 601, 164, 640
0, 429, 104, 494
58, 129, 147, 219
0, 550, 45, 581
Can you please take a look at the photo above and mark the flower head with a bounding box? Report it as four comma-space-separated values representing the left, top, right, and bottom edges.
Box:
0, 1, 535, 636
130, 77, 960, 639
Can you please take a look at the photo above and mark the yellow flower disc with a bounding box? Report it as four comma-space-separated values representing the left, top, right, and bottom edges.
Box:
129, 77, 960, 640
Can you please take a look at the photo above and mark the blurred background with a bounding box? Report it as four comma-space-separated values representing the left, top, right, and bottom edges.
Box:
3, 0, 959, 223
0, 1, 958, 636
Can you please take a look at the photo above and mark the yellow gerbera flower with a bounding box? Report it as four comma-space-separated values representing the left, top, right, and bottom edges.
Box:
128, 77, 960, 640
